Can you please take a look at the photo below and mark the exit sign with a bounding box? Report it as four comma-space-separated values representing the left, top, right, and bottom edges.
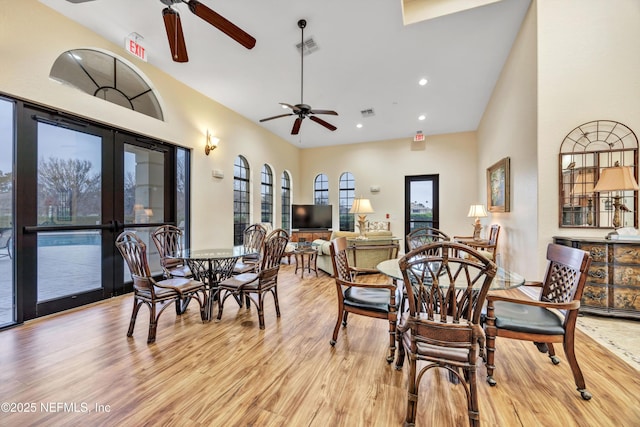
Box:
413, 132, 425, 142
125, 33, 147, 62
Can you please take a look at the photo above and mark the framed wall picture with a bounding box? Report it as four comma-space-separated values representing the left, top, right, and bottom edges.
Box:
487, 157, 510, 212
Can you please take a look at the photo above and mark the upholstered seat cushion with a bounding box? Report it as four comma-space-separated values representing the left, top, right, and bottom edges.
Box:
168, 265, 192, 277
233, 260, 258, 274
400, 329, 473, 363
220, 272, 259, 289
137, 277, 203, 298
343, 287, 395, 313
493, 301, 565, 335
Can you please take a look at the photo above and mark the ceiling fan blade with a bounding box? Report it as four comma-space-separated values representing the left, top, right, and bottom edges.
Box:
187, 0, 256, 49
259, 113, 294, 123
309, 109, 338, 116
309, 115, 337, 131
162, 8, 188, 62
291, 118, 303, 135
280, 103, 302, 113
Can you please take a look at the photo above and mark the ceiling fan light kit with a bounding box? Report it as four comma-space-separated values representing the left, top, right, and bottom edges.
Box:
259, 19, 338, 136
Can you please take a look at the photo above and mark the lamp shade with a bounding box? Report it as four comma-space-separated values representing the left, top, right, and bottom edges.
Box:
593, 165, 639, 192
467, 204, 487, 218
349, 198, 374, 214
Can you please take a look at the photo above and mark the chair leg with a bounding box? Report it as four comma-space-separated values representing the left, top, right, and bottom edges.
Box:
563, 334, 591, 400
257, 292, 265, 329
484, 328, 497, 386
467, 366, 480, 427
547, 342, 560, 365
127, 298, 142, 337
405, 354, 418, 426
395, 331, 406, 370
272, 287, 281, 318
387, 317, 396, 363
330, 299, 345, 346
147, 303, 158, 343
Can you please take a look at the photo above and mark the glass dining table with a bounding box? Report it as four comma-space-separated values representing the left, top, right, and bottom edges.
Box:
170, 247, 258, 321
376, 258, 525, 290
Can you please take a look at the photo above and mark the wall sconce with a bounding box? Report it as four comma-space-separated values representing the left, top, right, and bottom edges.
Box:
205, 131, 219, 155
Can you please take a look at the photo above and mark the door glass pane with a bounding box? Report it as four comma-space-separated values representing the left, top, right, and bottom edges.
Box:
409, 180, 434, 231
123, 144, 164, 277
37, 123, 102, 302
0, 99, 14, 325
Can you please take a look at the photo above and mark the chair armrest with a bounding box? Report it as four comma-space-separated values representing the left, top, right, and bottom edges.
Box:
523, 280, 543, 287
486, 293, 580, 311
340, 279, 396, 291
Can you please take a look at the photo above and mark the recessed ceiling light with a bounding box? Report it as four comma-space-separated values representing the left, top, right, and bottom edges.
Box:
356, 123, 363, 128
418, 114, 426, 121
418, 78, 428, 86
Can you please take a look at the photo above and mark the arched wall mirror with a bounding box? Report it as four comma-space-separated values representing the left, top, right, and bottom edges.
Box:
559, 120, 639, 229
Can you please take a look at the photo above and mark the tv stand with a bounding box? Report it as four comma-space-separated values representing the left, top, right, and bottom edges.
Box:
291, 230, 331, 243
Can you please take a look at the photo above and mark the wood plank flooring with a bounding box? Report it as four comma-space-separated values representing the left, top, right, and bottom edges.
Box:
1, 264, 639, 426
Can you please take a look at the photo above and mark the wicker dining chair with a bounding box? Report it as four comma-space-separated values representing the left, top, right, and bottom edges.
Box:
233, 223, 267, 275
395, 241, 496, 427
151, 225, 192, 279
405, 226, 450, 252
217, 229, 289, 329
116, 231, 207, 343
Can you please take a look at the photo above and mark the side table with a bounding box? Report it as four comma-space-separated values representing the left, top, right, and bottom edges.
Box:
294, 247, 318, 278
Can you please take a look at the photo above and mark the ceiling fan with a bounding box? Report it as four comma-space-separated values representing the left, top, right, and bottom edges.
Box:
66, 0, 256, 62
259, 19, 338, 135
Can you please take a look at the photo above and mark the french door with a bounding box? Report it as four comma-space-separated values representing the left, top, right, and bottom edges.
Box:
13, 104, 182, 321
404, 174, 440, 238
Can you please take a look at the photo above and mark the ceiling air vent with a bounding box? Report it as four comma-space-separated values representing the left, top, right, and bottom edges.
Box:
360, 108, 375, 118
296, 37, 318, 56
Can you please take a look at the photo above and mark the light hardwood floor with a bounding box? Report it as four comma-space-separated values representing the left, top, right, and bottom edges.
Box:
1, 264, 639, 426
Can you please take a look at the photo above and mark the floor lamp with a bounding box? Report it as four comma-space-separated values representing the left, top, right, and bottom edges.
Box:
350, 197, 374, 238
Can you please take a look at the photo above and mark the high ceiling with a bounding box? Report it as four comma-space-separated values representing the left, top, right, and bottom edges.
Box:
39, 0, 530, 148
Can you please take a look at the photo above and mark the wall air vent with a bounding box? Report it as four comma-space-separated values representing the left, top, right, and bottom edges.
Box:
296, 37, 318, 56
360, 108, 375, 117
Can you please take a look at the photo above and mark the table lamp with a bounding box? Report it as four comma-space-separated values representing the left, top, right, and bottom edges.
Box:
467, 204, 488, 240
350, 197, 374, 237
593, 162, 639, 228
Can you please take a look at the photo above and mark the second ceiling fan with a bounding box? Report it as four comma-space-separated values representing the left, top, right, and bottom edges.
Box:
260, 19, 338, 135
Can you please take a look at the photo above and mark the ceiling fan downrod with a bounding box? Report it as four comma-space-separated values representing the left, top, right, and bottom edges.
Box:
298, 19, 306, 106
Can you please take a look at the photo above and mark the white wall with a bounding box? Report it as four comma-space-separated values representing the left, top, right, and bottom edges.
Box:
299, 132, 479, 249
538, 0, 640, 250
477, 0, 538, 276
1, 1, 300, 249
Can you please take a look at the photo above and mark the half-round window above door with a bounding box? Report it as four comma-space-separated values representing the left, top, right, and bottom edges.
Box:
49, 48, 164, 121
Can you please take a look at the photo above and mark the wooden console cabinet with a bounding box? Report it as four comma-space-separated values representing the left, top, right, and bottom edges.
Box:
553, 236, 640, 319
290, 230, 332, 243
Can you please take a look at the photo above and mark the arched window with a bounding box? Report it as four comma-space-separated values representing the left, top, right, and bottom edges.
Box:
261, 164, 273, 224
339, 172, 355, 231
49, 49, 163, 120
234, 156, 250, 245
314, 174, 329, 205
281, 171, 291, 232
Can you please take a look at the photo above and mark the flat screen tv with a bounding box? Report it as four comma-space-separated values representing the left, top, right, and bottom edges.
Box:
292, 204, 332, 230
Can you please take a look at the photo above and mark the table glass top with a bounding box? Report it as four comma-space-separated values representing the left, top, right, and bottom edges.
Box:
376, 258, 524, 291
171, 247, 256, 259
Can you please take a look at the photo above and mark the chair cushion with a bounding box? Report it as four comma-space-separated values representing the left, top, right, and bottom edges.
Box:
159, 277, 204, 293
233, 261, 258, 274
220, 272, 259, 289
168, 265, 192, 277
493, 301, 565, 335
344, 287, 393, 313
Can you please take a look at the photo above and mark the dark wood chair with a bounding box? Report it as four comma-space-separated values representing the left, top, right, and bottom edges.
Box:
484, 243, 593, 400
329, 236, 399, 363
151, 225, 191, 278
0, 228, 12, 259
395, 241, 496, 427
233, 223, 267, 274
116, 231, 207, 343
217, 229, 289, 329
406, 226, 450, 252
454, 224, 501, 262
